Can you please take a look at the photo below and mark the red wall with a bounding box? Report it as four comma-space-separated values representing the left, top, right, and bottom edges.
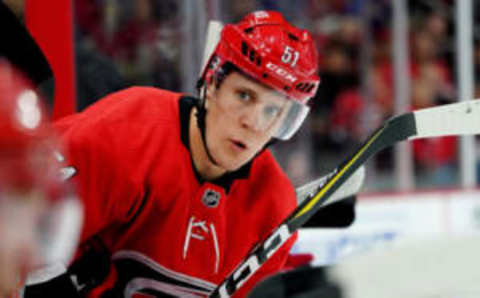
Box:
25, 0, 76, 119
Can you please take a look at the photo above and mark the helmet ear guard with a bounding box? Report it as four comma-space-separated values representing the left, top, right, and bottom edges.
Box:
197, 20, 224, 100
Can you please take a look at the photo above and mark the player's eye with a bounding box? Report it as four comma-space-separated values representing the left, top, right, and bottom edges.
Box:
236, 90, 252, 102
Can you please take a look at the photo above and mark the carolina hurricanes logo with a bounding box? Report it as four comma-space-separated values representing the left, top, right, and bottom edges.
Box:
183, 216, 221, 274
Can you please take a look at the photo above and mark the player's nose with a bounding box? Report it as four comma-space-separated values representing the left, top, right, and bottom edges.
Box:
239, 105, 264, 132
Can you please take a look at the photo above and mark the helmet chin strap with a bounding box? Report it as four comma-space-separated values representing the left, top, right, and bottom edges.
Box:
195, 78, 276, 174
195, 88, 220, 167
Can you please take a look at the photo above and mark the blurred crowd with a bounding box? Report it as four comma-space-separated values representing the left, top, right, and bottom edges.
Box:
292, 0, 460, 188
72, 0, 479, 189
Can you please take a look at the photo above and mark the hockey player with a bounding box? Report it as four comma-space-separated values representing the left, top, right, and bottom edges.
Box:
0, 61, 81, 297
25, 11, 320, 297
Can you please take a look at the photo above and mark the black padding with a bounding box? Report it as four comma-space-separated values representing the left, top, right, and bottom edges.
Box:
248, 266, 343, 298
303, 195, 356, 228
24, 273, 81, 298
0, 2, 54, 110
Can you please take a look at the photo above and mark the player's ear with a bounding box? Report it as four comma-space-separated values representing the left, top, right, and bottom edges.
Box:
205, 80, 216, 107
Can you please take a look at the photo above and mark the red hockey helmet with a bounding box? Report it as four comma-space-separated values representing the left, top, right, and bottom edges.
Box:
0, 60, 82, 268
0, 59, 56, 193
200, 11, 320, 140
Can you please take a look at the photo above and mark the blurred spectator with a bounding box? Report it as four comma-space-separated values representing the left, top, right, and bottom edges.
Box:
372, 21, 456, 184
309, 37, 360, 172
227, 0, 257, 22
75, 37, 126, 111
74, 0, 108, 51
111, 0, 160, 60
316, 40, 359, 108
329, 89, 364, 145
411, 78, 457, 186
112, 0, 180, 89
424, 10, 448, 41
75, 0, 181, 93
327, 69, 391, 151
375, 30, 453, 100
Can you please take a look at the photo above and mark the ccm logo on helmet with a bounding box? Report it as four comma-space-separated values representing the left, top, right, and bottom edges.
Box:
266, 62, 297, 83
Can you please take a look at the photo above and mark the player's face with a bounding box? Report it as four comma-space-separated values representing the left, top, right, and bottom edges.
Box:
205, 72, 289, 171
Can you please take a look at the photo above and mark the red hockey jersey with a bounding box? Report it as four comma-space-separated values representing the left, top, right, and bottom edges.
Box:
55, 87, 298, 297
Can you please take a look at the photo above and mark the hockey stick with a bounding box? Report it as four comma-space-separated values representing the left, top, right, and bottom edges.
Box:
210, 99, 480, 298
295, 166, 365, 206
